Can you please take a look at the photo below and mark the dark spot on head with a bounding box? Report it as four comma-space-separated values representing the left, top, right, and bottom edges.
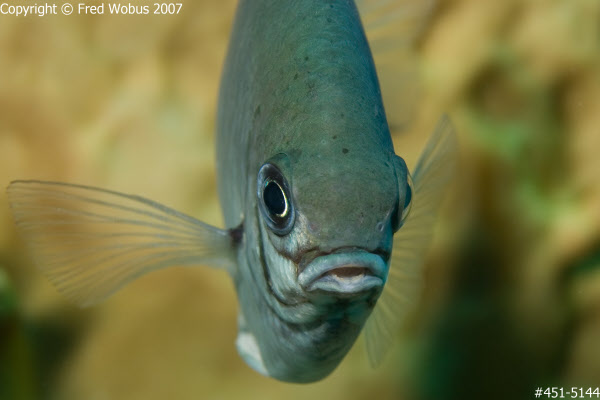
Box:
342, 148, 349, 154
304, 56, 309, 61
340, 113, 345, 118
332, 135, 337, 140
254, 105, 261, 118
287, 148, 303, 161
330, 4, 334, 8
326, 17, 332, 23
293, 73, 298, 80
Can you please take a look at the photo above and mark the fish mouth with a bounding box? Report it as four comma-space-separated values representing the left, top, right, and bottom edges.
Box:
298, 251, 387, 296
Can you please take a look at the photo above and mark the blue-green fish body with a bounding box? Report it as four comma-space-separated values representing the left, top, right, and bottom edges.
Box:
7, 0, 454, 383
218, 0, 404, 381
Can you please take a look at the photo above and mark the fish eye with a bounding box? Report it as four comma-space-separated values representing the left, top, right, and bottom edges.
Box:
257, 163, 295, 235
401, 174, 413, 223
393, 173, 413, 232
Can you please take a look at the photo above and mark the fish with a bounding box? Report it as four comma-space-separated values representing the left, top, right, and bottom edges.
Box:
6, 0, 454, 383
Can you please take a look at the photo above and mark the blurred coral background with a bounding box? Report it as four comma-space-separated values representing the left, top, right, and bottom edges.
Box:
1, 0, 599, 399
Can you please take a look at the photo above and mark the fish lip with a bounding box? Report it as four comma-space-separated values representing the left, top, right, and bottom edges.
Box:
298, 251, 387, 295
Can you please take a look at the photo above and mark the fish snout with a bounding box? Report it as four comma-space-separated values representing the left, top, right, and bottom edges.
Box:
297, 251, 387, 297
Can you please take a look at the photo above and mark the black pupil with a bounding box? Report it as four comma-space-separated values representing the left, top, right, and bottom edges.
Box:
264, 181, 286, 216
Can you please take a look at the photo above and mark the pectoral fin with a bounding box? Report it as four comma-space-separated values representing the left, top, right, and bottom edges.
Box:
364, 115, 457, 366
7, 180, 235, 307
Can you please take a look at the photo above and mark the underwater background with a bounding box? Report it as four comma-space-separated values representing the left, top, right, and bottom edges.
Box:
1, 0, 599, 399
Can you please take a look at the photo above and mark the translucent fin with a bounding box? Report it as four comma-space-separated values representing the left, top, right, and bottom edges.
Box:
7, 180, 234, 307
364, 115, 456, 366
357, 0, 437, 132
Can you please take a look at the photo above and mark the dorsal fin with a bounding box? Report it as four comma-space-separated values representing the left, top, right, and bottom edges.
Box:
357, 0, 437, 133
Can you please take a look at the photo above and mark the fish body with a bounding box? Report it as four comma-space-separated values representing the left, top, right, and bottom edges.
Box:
217, 0, 401, 381
7, 0, 454, 383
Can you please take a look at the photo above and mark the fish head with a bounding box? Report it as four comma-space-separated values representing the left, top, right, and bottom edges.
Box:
254, 145, 413, 318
